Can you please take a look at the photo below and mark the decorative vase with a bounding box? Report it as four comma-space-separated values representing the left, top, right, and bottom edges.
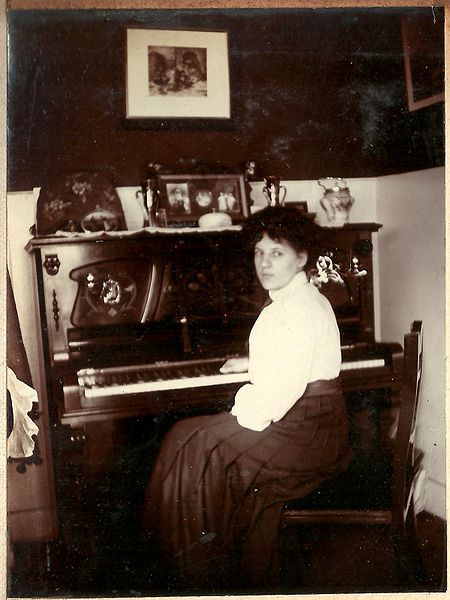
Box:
315, 177, 354, 227
262, 176, 287, 207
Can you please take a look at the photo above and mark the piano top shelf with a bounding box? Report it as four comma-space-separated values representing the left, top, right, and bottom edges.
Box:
25, 222, 383, 251
26, 225, 243, 251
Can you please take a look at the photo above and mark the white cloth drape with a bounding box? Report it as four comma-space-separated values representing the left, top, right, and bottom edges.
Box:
7, 367, 39, 459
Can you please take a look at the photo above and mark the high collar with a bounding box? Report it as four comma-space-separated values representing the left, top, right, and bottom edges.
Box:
268, 270, 308, 303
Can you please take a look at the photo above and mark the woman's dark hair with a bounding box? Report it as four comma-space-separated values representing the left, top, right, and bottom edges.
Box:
241, 206, 322, 269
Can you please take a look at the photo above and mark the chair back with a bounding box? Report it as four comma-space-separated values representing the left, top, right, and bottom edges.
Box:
391, 321, 423, 520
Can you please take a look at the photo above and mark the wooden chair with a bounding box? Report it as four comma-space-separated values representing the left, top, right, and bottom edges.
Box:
281, 321, 426, 587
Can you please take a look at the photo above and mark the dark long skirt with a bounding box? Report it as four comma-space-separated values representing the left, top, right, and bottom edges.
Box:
143, 378, 351, 591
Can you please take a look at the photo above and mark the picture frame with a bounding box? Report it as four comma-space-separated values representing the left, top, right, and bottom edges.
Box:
126, 28, 230, 119
157, 174, 249, 224
401, 15, 444, 112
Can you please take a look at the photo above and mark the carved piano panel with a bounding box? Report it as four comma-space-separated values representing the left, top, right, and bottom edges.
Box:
31, 231, 264, 364
174, 236, 262, 319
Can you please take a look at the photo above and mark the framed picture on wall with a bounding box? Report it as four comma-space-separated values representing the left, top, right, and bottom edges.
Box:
126, 28, 230, 119
157, 174, 249, 224
401, 15, 444, 112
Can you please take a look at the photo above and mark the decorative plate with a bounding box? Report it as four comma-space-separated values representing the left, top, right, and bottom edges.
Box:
81, 209, 120, 233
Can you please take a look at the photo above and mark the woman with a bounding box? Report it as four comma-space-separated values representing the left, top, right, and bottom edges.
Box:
143, 206, 351, 591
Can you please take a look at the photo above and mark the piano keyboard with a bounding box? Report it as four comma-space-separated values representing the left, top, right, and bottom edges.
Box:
78, 356, 387, 399
79, 358, 248, 398
341, 358, 385, 370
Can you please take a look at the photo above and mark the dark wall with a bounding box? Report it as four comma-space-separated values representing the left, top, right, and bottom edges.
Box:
7, 7, 444, 191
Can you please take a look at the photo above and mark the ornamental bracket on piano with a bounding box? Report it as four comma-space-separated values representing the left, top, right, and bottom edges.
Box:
311, 252, 368, 288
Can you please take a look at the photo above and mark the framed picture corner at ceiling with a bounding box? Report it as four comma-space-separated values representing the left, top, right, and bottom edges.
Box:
401, 14, 444, 112
125, 27, 231, 121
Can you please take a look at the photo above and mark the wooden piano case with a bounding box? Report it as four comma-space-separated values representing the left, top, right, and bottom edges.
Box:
24, 222, 402, 584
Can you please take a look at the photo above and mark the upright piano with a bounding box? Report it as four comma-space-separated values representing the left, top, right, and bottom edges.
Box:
27, 222, 402, 551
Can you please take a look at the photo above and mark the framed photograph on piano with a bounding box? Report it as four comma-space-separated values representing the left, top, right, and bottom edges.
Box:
157, 173, 249, 225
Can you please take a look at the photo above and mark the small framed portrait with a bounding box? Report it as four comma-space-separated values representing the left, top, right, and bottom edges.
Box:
166, 183, 192, 215
157, 174, 249, 224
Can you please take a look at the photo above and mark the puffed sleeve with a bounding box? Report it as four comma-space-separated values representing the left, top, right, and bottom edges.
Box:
230, 306, 315, 431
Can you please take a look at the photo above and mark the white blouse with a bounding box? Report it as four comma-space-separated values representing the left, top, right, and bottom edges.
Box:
230, 271, 341, 431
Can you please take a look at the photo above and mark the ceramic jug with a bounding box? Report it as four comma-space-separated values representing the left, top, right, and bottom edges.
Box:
316, 177, 354, 227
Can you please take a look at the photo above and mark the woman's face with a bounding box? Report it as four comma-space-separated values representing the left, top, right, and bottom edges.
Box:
254, 232, 307, 291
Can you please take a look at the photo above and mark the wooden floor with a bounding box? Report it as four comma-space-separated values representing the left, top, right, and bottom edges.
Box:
280, 511, 447, 594
9, 510, 447, 596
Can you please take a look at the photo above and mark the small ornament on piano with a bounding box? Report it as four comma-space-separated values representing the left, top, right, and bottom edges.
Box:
312, 255, 345, 287
136, 163, 163, 227
349, 257, 368, 278
244, 160, 257, 182
52, 290, 60, 330
311, 252, 367, 288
